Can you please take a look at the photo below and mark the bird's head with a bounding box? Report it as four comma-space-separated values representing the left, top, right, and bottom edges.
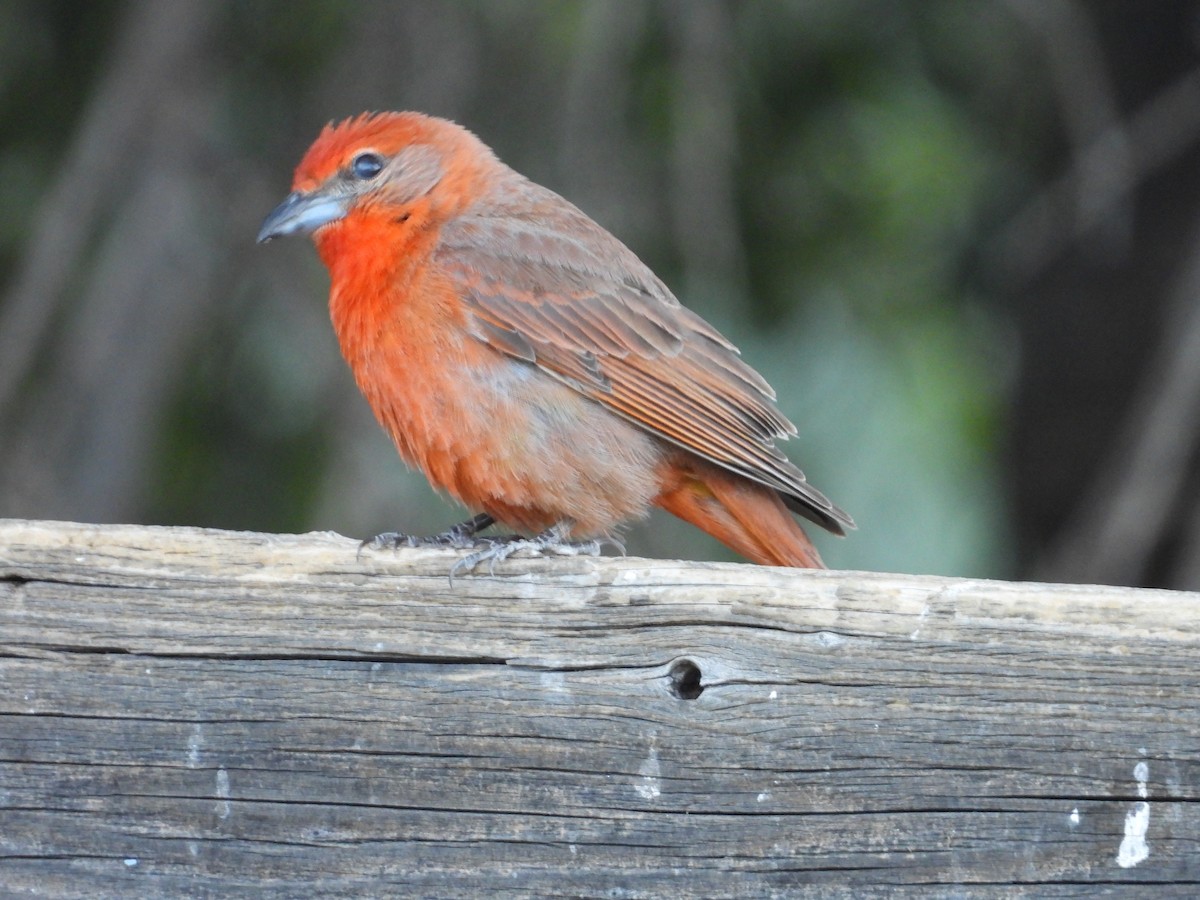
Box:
257, 111, 494, 246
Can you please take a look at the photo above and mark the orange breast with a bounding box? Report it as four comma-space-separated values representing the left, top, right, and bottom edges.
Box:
323, 238, 665, 536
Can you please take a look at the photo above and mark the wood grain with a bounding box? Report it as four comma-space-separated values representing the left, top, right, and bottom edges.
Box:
1, 518, 1197, 896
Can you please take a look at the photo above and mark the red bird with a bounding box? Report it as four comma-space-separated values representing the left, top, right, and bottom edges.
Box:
259, 112, 852, 569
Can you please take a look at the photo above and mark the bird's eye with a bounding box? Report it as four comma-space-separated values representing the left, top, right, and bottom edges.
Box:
351, 152, 384, 180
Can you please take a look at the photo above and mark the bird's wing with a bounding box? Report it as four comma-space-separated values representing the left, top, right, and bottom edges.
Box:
435, 181, 852, 534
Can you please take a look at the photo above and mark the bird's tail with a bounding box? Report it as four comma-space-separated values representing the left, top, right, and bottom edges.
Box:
654, 458, 826, 568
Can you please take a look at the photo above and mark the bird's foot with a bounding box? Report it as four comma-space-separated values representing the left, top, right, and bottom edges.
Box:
448, 522, 619, 583
359, 513, 496, 558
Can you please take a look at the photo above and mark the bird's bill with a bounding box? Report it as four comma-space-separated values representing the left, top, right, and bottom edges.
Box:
257, 190, 347, 243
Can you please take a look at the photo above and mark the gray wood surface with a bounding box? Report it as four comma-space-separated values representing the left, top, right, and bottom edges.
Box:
1, 518, 1197, 897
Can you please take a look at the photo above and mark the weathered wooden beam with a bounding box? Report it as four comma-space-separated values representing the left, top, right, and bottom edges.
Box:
0, 518, 1196, 895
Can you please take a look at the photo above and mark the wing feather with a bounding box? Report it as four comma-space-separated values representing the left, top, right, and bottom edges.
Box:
439, 178, 853, 534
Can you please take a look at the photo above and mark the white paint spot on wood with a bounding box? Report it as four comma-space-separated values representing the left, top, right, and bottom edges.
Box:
757, 791, 770, 803
1116, 761, 1151, 868
1117, 803, 1150, 868
187, 724, 202, 768
1069, 808, 1080, 825
215, 767, 232, 819
1134, 761, 1149, 798
613, 568, 655, 585
635, 748, 661, 800
768, 690, 777, 700
909, 604, 930, 640
123, 858, 138, 867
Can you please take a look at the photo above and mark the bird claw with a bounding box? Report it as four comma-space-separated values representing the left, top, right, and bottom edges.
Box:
357, 513, 496, 559
447, 524, 608, 584
357, 515, 615, 583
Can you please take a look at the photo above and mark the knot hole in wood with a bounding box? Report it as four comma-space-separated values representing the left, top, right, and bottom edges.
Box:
668, 658, 703, 699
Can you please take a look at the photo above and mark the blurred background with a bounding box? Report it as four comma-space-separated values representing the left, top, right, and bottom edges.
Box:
3, 0, 1200, 589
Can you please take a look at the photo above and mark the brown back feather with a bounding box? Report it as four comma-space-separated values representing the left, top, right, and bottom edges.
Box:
437, 175, 853, 535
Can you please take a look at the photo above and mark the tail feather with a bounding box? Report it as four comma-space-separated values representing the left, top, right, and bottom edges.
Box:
655, 458, 826, 568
